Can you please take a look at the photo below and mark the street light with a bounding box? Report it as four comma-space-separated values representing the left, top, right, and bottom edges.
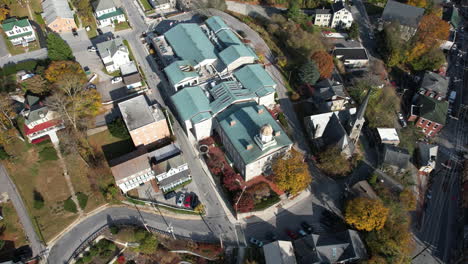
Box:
234, 179, 247, 219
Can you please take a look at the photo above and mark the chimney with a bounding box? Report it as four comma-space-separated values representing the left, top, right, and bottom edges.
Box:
274, 131, 281, 137
230, 120, 236, 126
246, 144, 253, 150
257, 108, 264, 114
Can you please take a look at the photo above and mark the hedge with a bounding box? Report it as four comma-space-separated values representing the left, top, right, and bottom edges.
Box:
64, 197, 78, 213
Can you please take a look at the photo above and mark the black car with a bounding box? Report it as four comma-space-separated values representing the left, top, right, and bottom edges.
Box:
72, 28, 78, 37
164, 191, 176, 200
97, 28, 103, 35
190, 194, 199, 208
301, 222, 313, 234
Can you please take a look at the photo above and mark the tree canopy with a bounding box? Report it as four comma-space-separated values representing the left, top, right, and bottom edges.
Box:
316, 147, 353, 176
0, 7, 9, 21
44, 61, 85, 83
345, 197, 389, 231
311, 51, 334, 79
297, 60, 320, 86
47, 33, 74, 61
348, 22, 360, 40
399, 188, 417, 211
272, 150, 311, 195
21, 75, 49, 94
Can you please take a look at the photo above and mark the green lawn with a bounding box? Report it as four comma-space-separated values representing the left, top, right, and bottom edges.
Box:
34, 12, 45, 25
30, 0, 43, 13
4, 37, 40, 55
138, 0, 153, 11
8, 2, 30, 19
114, 21, 131, 31
122, 39, 135, 61
0, 201, 28, 256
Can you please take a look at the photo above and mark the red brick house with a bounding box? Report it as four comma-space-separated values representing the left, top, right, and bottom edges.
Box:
408, 94, 449, 137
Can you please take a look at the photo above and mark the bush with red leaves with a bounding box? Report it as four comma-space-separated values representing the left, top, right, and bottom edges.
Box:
222, 169, 244, 192
117, 255, 125, 264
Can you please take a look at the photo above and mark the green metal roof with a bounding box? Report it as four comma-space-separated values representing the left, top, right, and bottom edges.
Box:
234, 64, 276, 96
97, 8, 124, 20
205, 16, 229, 33
416, 94, 449, 125
170, 86, 212, 124
7, 31, 33, 40
1, 18, 31, 31
216, 102, 292, 164
451, 7, 461, 28
164, 60, 198, 86
209, 81, 256, 114
216, 29, 243, 47
164, 24, 217, 66
218, 45, 257, 67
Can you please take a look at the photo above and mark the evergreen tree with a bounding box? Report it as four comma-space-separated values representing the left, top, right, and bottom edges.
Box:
47, 33, 74, 61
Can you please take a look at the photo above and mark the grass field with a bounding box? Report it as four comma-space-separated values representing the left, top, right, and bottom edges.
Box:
8, 2, 30, 19
138, 0, 153, 11
0, 202, 28, 259
88, 129, 135, 162
2, 139, 78, 242
4, 38, 40, 55
114, 21, 131, 31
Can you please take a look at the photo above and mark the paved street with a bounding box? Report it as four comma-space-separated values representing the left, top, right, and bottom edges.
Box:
0, 35, 9, 58
0, 165, 45, 257
0, 48, 47, 67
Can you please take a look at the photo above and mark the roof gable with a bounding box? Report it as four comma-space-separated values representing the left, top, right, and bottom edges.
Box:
93, 0, 116, 12
421, 71, 449, 96
205, 16, 229, 33
234, 64, 276, 95
219, 44, 257, 66
2, 18, 31, 31
170, 86, 212, 123
415, 94, 449, 125
382, 0, 425, 28
164, 60, 198, 86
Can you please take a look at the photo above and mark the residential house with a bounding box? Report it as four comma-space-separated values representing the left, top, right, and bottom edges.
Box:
314, 9, 332, 27
377, 128, 400, 146
1, 18, 36, 46
96, 37, 130, 73
149, 0, 176, 11
120, 61, 138, 76
22, 94, 64, 143
312, 78, 349, 112
330, 1, 354, 29
382, 144, 410, 172
164, 60, 199, 91
333, 48, 369, 68
110, 147, 153, 193
263, 240, 297, 264
123, 72, 143, 90
215, 102, 293, 181
118, 95, 170, 147
293, 230, 367, 264
417, 142, 438, 176
408, 94, 449, 137
42, 0, 77, 33
93, 0, 126, 28
419, 71, 450, 100
380, 0, 425, 40
149, 144, 191, 192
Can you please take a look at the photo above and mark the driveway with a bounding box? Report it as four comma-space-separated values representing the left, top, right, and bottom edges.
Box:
0, 48, 47, 67
0, 165, 45, 257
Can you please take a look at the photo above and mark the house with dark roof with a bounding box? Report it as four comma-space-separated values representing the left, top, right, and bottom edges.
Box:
314, 8, 332, 27
380, 0, 425, 40
417, 142, 438, 176
381, 144, 410, 172
330, 1, 354, 28
123, 72, 143, 90
110, 147, 153, 193
350, 180, 379, 200
93, 0, 126, 28
1, 18, 36, 46
42, 0, 77, 33
408, 94, 449, 137
312, 79, 350, 112
333, 48, 369, 68
149, 144, 191, 192
293, 230, 367, 264
263, 240, 297, 264
419, 71, 450, 100
96, 37, 130, 73
22, 94, 65, 144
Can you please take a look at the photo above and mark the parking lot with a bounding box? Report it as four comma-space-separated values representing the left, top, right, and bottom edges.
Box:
136, 179, 201, 209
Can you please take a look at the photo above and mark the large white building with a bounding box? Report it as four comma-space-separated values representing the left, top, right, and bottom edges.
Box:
1, 18, 36, 46
313, 1, 353, 29
96, 37, 131, 73
93, 0, 127, 28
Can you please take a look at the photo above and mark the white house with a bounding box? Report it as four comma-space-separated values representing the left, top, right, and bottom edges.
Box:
314, 9, 332, 27
93, 0, 126, 28
333, 48, 369, 68
331, 1, 353, 28
149, 0, 176, 11
96, 37, 130, 73
1, 18, 36, 46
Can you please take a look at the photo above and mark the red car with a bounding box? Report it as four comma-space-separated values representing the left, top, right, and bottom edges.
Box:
184, 195, 192, 208
285, 229, 298, 240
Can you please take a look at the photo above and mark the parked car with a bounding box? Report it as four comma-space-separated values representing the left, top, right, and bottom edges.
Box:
397, 112, 407, 128
183, 194, 192, 208
449, 91, 457, 103
176, 193, 185, 207
87, 46, 97, 52
301, 222, 313, 234
285, 229, 298, 240
164, 191, 176, 200
298, 229, 307, 237
249, 237, 264, 247
111, 77, 122, 84
97, 28, 103, 35
83, 66, 91, 75
72, 28, 78, 37
190, 194, 199, 209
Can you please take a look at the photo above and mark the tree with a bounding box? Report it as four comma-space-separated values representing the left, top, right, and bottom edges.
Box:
21, 75, 49, 94
33, 190, 45, 209
399, 188, 416, 211
272, 150, 311, 195
366, 255, 387, 264
44, 61, 85, 83
345, 197, 389, 231
382, 22, 406, 67
63, 197, 78, 213
311, 51, 334, 79
222, 169, 244, 192
234, 191, 254, 213
409, 46, 446, 71
286, 0, 305, 23
317, 147, 353, 176
297, 60, 320, 86
0, 94, 21, 145
46, 33, 74, 61
348, 22, 360, 40
107, 117, 130, 139
407, 0, 427, 7
0, 7, 9, 21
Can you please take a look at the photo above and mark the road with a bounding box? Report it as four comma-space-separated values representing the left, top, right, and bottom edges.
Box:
0, 165, 45, 257
0, 48, 47, 67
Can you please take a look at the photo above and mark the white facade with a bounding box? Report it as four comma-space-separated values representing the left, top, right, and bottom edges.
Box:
126, 80, 143, 89
5, 24, 36, 46
331, 8, 353, 28
225, 56, 256, 73
95, 6, 126, 28
103, 49, 130, 72
257, 93, 275, 108
191, 118, 213, 141
153, 0, 176, 11
118, 169, 155, 193
173, 76, 199, 91
314, 13, 332, 27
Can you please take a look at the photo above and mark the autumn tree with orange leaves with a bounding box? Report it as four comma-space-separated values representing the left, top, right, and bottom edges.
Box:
0, 7, 9, 22
311, 51, 334, 79
272, 150, 311, 195
407, 0, 427, 8
345, 197, 389, 231
44, 61, 86, 83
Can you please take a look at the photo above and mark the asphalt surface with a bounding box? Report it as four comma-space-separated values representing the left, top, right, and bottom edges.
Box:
0, 48, 47, 67
0, 165, 45, 257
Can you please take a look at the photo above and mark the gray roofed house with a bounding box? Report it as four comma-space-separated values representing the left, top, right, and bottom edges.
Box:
93, 0, 116, 12
315, 8, 331, 15
118, 95, 165, 131
293, 230, 367, 264
23, 94, 48, 125
380, 0, 424, 40
420, 71, 450, 99
42, 0, 76, 32
333, 48, 369, 68
313, 79, 349, 112
350, 180, 379, 200
382, 144, 410, 171
263, 240, 297, 264
96, 37, 127, 59
417, 142, 438, 175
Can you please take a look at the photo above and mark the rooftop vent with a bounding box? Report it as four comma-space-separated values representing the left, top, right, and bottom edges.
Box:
230, 120, 236, 126
246, 144, 253, 150
257, 108, 264, 114
274, 131, 281, 137
179, 65, 194, 72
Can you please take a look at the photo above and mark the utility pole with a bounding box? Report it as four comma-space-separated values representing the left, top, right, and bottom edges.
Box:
167, 223, 176, 240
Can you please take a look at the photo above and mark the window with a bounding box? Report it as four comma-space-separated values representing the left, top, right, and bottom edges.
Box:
423, 128, 427, 133
426, 121, 432, 127
428, 131, 434, 136
434, 124, 439, 129
419, 119, 425, 125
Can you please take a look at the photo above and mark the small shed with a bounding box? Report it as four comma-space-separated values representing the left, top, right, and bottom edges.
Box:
377, 128, 400, 146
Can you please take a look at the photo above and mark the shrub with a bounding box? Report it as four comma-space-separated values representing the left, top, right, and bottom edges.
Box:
76, 192, 88, 209
64, 197, 78, 213
109, 225, 119, 235
38, 146, 58, 162
277, 112, 288, 128
0, 240, 4, 250
0, 147, 9, 160
89, 246, 99, 257
16, 60, 37, 72
33, 190, 45, 209
107, 118, 130, 139
82, 253, 92, 263
75, 258, 84, 264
